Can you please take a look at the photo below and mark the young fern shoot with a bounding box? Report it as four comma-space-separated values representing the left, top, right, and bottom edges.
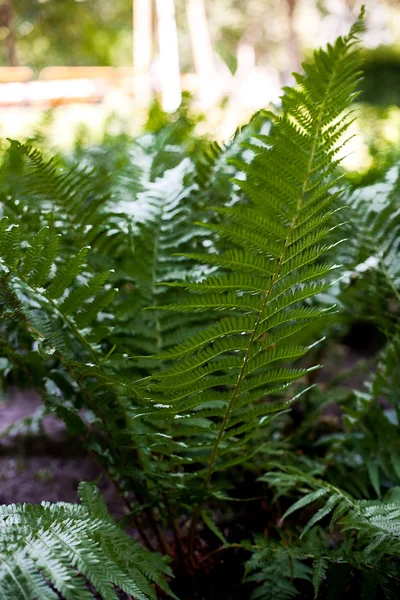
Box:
140, 10, 365, 513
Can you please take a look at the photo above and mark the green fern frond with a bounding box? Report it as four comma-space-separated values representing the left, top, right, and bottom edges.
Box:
264, 466, 400, 560
140, 10, 365, 493
0, 217, 117, 360
244, 539, 313, 600
312, 557, 328, 598
0, 483, 173, 600
6, 140, 123, 256
337, 162, 400, 334
111, 157, 213, 369
0, 217, 146, 488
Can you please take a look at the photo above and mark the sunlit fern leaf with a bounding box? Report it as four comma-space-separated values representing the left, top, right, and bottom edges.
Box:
139, 10, 365, 491
0, 483, 173, 600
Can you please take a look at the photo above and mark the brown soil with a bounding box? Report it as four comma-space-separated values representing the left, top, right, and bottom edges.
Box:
0, 388, 124, 517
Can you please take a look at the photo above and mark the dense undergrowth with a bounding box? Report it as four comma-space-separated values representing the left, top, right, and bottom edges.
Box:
1, 8, 400, 599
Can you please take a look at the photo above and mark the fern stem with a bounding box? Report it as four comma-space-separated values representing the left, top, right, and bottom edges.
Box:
198, 543, 261, 566
132, 514, 155, 552
150, 507, 173, 555
162, 493, 186, 566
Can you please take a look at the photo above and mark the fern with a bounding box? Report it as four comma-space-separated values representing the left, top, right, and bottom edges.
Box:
137, 9, 365, 503
330, 161, 400, 337
4, 140, 124, 257
244, 539, 314, 600
312, 557, 328, 598
339, 338, 400, 498
0, 482, 173, 600
0, 216, 117, 361
0, 217, 149, 509
5, 10, 398, 600
261, 467, 400, 560
110, 157, 209, 365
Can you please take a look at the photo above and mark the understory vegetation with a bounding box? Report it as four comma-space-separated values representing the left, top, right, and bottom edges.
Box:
1, 8, 400, 599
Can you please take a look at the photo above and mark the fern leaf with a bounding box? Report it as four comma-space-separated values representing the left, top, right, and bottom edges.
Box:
47, 246, 90, 299
301, 494, 341, 537
201, 510, 228, 545
138, 11, 365, 497
312, 557, 328, 598
7, 140, 116, 251
0, 484, 172, 600
283, 488, 330, 520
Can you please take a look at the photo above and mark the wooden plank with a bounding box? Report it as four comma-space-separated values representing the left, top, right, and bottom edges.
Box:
39, 67, 115, 80
0, 67, 32, 82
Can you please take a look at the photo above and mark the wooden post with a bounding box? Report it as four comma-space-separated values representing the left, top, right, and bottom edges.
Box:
133, 0, 153, 106
155, 0, 182, 113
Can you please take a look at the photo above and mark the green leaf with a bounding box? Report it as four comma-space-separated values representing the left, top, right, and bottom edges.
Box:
283, 488, 330, 520
312, 557, 328, 598
201, 510, 228, 545
366, 460, 381, 498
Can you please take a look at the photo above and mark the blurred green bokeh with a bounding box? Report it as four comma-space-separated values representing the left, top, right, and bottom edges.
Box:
1, 0, 400, 178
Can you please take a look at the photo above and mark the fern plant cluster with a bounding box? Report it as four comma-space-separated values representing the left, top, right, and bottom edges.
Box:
0, 8, 400, 599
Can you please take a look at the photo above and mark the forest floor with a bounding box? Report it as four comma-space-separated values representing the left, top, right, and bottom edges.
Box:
0, 388, 124, 517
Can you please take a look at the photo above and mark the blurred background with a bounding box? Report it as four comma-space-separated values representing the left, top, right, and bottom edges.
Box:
0, 0, 399, 174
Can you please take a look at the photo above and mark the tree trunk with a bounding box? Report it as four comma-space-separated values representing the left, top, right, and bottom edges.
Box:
186, 0, 220, 108
283, 0, 300, 85
155, 0, 181, 112
1, 0, 18, 66
133, 0, 153, 107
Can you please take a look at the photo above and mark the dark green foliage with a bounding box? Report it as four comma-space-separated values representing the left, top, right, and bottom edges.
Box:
2, 8, 400, 599
360, 47, 400, 107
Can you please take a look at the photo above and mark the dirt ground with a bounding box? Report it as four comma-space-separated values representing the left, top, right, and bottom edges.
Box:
0, 388, 124, 516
